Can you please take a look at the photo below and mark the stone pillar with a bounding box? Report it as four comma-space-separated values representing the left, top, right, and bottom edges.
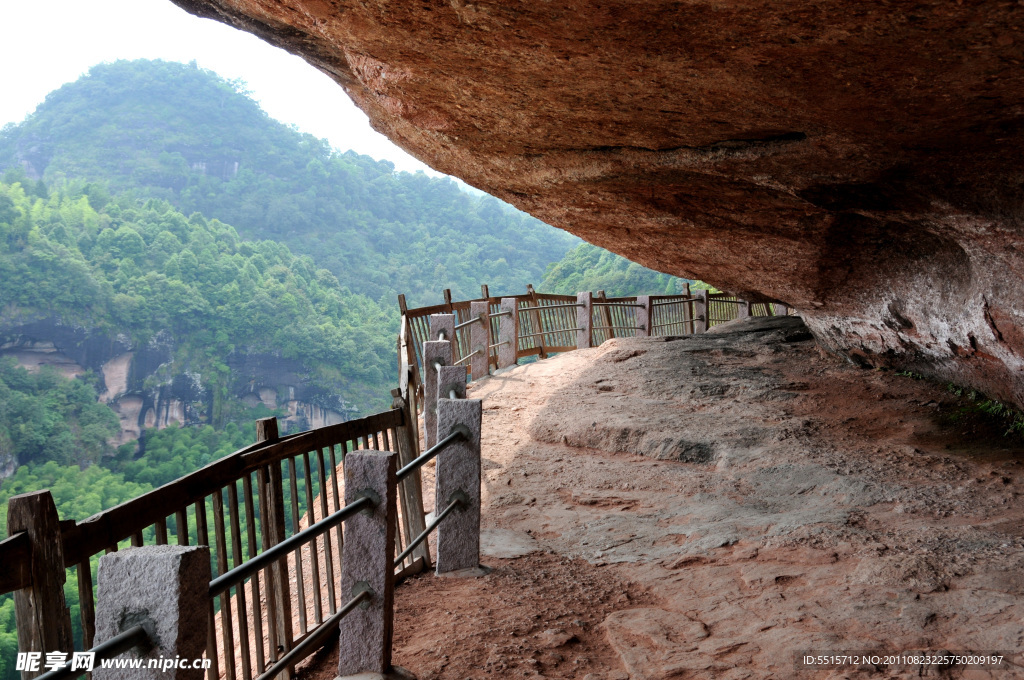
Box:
469, 301, 490, 381
337, 451, 398, 677
681, 283, 693, 334
774, 303, 790, 316
93, 545, 211, 680
694, 290, 709, 333
438, 365, 468, 402
497, 298, 518, 369
738, 299, 752, 319
429, 313, 457, 363
422, 340, 452, 449
636, 295, 651, 337
435, 398, 483, 574
576, 292, 592, 349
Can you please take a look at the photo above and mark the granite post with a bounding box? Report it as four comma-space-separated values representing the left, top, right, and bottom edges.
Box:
93, 545, 211, 680
435, 398, 483, 574
337, 451, 398, 676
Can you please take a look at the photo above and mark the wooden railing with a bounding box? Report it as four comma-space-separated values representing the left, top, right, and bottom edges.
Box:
398, 284, 792, 403
2, 400, 429, 680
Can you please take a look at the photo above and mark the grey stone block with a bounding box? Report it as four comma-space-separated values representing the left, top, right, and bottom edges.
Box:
422, 340, 452, 449
636, 295, 650, 337
469, 301, 490, 381
338, 451, 398, 676
428, 313, 455, 346
498, 298, 518, 369
435, 398, 483, 574
577, 292, 592, 349
93, 545, 211, 680
438, 365, 467, 402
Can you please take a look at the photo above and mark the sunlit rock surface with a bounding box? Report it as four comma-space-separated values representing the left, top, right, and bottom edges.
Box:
174, 0, 1024, 405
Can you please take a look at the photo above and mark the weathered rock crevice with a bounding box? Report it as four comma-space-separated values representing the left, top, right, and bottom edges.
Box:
171, 0, 1024, 406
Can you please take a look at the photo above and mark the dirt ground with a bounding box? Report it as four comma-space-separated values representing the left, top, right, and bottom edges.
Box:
301, 316, 1024, 680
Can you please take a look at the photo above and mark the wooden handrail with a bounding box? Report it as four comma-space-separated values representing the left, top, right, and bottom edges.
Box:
0, 531, 30, 592
1, 408, 406, 594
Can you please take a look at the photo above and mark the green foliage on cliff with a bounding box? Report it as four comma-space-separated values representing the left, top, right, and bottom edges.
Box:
539, 242, 691, 297
0, 179, 395, 414
0, 59, 578, 305
0, 359, 120, 468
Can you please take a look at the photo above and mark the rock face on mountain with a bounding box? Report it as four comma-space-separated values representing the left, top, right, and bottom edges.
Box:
172, 0, 1024, 406
0, 318, 353, 445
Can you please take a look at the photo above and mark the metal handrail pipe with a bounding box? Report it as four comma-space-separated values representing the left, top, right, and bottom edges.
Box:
592, 302, 644, 308
436, 330, 448, 341
454, 349, 481, 365
210, 495, 373, 598
519, 328, 585, 340
651, 322, 690, 329
36, 625, 150, 680
393, 498, 461, 567
454, 317, 484, 331
518, 303, 584, 311
395, 426, 469, 483
490, 310, 513, 318
488, 341, 510, 349
593, 325, 645, 331
253, 589, 371, 680
652, 298, 699, 306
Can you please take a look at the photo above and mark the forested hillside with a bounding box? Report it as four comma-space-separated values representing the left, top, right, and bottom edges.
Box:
539, 242, 692, 297
0, 178, 393, 411
0, 59, 579, 305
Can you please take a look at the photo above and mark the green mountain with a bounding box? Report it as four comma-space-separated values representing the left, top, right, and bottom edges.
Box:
0, 59, 579, 305
539, 242, 692, 297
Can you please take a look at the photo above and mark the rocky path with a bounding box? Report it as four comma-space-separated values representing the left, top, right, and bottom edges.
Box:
304, 316, 1023, 680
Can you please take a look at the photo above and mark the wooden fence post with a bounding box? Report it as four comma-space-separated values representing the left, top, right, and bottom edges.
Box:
525, 284, 547, 359
636, 295, 651, 337
694, 290, 709, 333
435, 393, 483, 574
337, 451, 398, 676
576, 292, 593, 349
255, 418, 293, 678
9, 491, 73, 680
469, 301, 490, 381
422, 340, 452, 448
498, 298, 518, 369
681, 283, 693, 334
390, 389, 430, 569
480, 284, 490, 299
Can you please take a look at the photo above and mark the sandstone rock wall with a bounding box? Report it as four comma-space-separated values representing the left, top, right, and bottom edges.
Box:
171, 0, 1024, 406
0, 318, 353, 448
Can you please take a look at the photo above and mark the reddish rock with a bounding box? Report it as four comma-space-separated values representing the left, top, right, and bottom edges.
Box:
173, 0, 1024, 405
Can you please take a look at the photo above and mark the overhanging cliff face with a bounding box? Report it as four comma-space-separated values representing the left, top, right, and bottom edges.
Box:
173, 0, 1024, 406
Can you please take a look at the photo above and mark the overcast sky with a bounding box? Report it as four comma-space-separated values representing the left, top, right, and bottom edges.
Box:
0, 0, 439, 175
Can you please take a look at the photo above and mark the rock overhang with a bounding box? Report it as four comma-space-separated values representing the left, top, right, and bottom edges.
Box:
171, 0, 1024, 406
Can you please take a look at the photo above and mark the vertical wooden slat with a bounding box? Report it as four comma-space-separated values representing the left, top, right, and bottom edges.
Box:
286, 457, 308, 634
212, 489, 236, 680
227, 481, 252, 680
301, 451, 323, 624
176, 509, 189, 546
77, 561, 95, 650
315, 449, 338, 613
242, 474, 267, 675
328, 444, 345, 576
195, 499, 220, 680
154, 517, 168, 545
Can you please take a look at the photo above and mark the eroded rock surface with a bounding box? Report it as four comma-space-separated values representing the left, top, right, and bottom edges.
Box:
171, 0, 1024, 405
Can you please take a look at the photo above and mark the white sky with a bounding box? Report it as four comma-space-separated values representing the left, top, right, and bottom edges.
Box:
0, 0, 440, 175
